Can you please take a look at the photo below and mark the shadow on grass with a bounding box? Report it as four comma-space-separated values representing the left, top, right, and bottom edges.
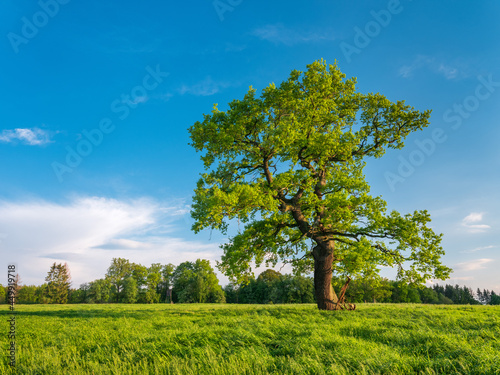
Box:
0, 304, 320, 321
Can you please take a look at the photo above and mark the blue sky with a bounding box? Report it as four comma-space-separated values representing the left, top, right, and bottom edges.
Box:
1, 0, 499, 292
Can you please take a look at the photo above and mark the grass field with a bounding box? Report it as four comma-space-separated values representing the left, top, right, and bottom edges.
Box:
1, 303, 499, 374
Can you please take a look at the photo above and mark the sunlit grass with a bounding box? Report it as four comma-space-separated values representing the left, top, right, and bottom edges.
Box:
1, 303, 499, 374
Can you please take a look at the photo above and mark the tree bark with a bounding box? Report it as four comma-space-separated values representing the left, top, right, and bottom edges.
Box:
313, 242, 339, 310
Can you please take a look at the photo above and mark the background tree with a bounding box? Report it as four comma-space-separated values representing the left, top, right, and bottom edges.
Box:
235, 277, 259, 304
122, 277, 138, 303
172, 259, 225, 303
482, 289, 491, 304
490, 291, 500, 305
189, 60, 452, 310
281, 274, 315, 303
0, 284, 6, 303
131, 263, 148, 288
45, 263, 71, 304
338, 276, 393, 303
105, 258, 133, 302
255, 269, 282, 303
145, 263, 162, 303
419, 287, 439, 304
36, 284, 51, 304
227, 271, 315, 304
87, 279, 111, 303
438, 284, 479, 305
17, 285, 38, 304
223, 283, 240, 303
159, 263, 175, 303
71, 283, 90, 304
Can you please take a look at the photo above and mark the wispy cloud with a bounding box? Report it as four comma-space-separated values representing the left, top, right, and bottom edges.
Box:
451, 276, 474, 281
93, 238, 155, 250
178, 77, 229, 96
438, 64, 459, 80
129, 96, 149, 105
0, 128, 53, 145
399, 55, 465, 80
0, 197, 221, 286
251, 24, 335, 46
461, 212, 491, 233
461, 245, 496, 253
455, 258, 494, 271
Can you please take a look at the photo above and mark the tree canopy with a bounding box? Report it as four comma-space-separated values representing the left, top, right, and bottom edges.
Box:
189, 59, 452, 310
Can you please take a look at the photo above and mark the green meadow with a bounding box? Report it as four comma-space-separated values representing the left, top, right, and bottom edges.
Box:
1, 304, 499, 374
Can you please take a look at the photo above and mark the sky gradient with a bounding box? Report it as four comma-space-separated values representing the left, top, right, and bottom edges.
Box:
1, 0, 499, 292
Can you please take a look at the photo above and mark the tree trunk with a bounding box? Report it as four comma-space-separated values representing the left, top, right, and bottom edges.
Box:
313, 243, 339, 310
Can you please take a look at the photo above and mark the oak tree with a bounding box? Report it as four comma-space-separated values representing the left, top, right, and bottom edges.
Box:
189, 60, 452, 310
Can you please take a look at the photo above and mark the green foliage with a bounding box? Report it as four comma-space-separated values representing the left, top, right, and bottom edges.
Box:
17, 285, 39, 304
172, 259, 225, 303
123, 277, 138, 304
419, 287, 439, 304
433, 284, 479, 305
144, 263, 162, 304
35, 283, 51, 304
0, 284, 5, 304
87, 279, 111, 303
230, 270, 315, 304
131, 263, 148, 289
74, 283, 90, 303
477, 288, 500, 305
189, 59, 451, 291
45, 262, 72, 304
437, 293, 454, 305
105, 258, 133, 301
1, 304, 499, 374
158, 263, 175, 303
67, 288, 85, 304
490, 292, 500, 305
328, 277, 485, 305
332, 276, 393, 303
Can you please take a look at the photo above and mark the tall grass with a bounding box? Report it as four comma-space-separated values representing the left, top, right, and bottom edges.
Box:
1, 303, 499, 374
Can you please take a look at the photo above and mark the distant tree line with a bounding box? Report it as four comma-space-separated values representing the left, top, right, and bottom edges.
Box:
1, 259, 499, 306
0, 258, 225, 305
330, 277, 498, 305
224, 269, 316, 304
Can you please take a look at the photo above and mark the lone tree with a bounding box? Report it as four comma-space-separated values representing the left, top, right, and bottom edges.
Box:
188, 60, 452, 310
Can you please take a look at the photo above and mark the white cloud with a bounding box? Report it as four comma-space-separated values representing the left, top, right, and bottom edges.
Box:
463, 212, 484, 224
128, 96, 148, 105
399, 55, 465, 80
178, 77, 229, 96
455, 258, 494, 271
252, 24, 335, 45
0, 197, 222, 286
0, 128, 53, 145
461, 245, 496, 253
438, 64, 459, 80
461, 212, 491, 233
